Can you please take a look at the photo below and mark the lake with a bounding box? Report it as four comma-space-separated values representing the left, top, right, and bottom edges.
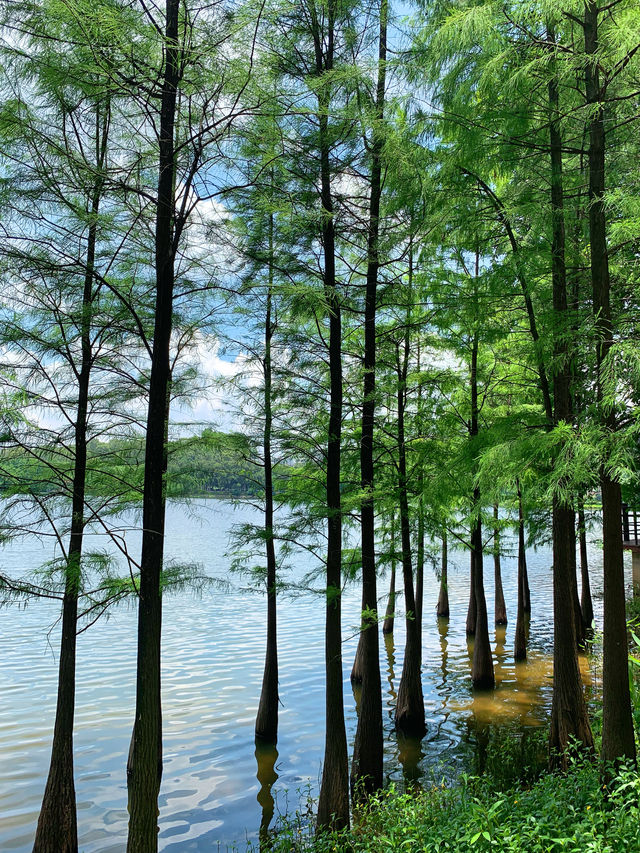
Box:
0, 499, 628, 851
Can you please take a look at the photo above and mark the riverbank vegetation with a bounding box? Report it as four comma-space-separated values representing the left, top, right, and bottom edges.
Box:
1, 0, 640, 850
251, 758, 640, 853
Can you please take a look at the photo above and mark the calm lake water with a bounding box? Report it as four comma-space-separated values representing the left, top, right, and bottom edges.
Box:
0, 499, 631, 851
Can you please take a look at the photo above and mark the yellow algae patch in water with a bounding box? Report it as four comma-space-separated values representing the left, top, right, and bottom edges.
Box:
449, 646, 598, 729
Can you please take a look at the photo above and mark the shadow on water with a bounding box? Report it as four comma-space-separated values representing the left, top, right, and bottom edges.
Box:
255, 741, 278, 849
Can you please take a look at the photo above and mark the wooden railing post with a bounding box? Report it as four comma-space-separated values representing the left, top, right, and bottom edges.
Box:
622, 503, 630, 541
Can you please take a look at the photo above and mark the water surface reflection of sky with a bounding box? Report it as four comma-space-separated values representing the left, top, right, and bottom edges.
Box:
0, 499, 623, 851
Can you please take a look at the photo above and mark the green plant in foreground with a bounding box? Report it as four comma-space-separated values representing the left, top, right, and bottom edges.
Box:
245, 759, 640, 853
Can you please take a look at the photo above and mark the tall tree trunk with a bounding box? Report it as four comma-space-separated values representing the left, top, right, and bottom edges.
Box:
569, 521, 586, 649
415, 343, 425, 637
350, 0, 387, 799
34, 103, 108, 852
127, 4, 180, 848
514, 485, 527, 662
578, 500, 594, 635
584, 1, 635, 768
466, 546, 476, 636
394, 329, 426, 738
521, 544, 531, 614
415, 494, 425, 636
493, 504, 507, 625
471, 492, 494, 689
469, 319, 494, 690
547, 30, 594, 764
255, 250, 279, 744
436, 530, 449, 618
313, 0, 350, 829
383, 515, 396, 634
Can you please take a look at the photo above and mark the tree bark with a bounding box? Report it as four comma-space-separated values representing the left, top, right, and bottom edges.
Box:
313, 0, 350, 829
415, 495, 425, 636
583, 3, 635, 767
127, 4, 180, 848
394, 329, 426, 738
34, 103, 108, 852
514, 485, 527, 662
350, 0, 387, 799
547, 30, 594, 763
578, 501, 594, 635
469, 320, 493, 690
436, 530, 449, 619
466, 546, 476, 636
493, 505, 507, 625
382, 520, 396, 635
255, 251, 279, 744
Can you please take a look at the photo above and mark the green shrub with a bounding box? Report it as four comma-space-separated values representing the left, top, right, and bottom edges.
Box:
246, 761, 640, 853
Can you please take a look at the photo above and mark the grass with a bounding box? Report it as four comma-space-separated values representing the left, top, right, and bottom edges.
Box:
246, 758, 640, 852
239, 617, 640, 853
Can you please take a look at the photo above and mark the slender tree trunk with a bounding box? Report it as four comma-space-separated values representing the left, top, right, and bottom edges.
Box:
522, 544, 531, 614
415, 343, 425, 636
394, 329, 425, 737
350, 0, 387, 799
436, 530, 449, 618
549, 499, 594, 768
569, 520, 586, 649
255, 251, 279, 744
383, 516, 396, 634
578, 500, 594, 634
547, 32, 594, 763
466, 547, 476, 636
34, 105, 108, 851
493, 505, 507, 625
468, 317, 493, 690
416, 494, 425, 636
463, 170, 553, 426
314, 0, 350, 828
584, 2, 635, 768
127, 4, 180, 848
514, 485, 527, 662
471, 492, 494, 689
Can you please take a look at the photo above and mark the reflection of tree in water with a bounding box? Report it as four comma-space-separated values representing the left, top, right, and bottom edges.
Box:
255, 741, 278, 849
384, 632, 397, 715
397, 731, 425, 790
438, 616, 449, 689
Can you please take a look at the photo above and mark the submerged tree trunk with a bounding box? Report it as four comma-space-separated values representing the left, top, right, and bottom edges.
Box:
350, 0, 387, 799
584, 2, 635, 767
468, 319, 493, 690
436, 530, 449, 619
415, 342, 425, 637
578, 501, 594, 635
466, 547, 476, 636
127, 5, 180, 848
547, 32, 594, 765
415, 495, 425, 636
569, 524, 586, 650
255, 266, 279, 745
514, 486, 527, 662
471, 491, 494, 689
493, 505, 507, 625
522, 545, 531, 614
394, 325, 426, 738
549, 500, 594, 767
34, 108, 108, 852
315, 0, 350, 827
383, 517, 396, 635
